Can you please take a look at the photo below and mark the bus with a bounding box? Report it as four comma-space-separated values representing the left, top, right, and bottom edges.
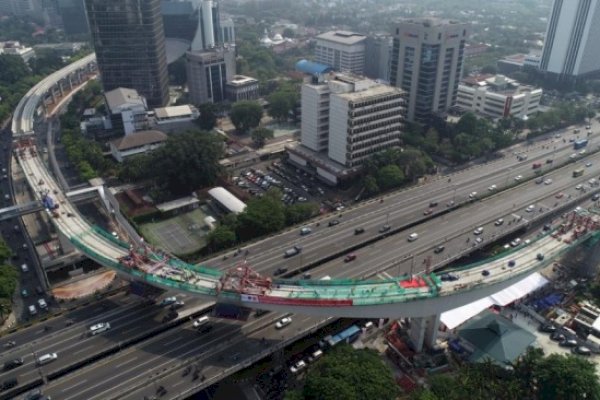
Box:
574, 139, 589, 150
320, 325, 362, 348
573, 168, 585, 177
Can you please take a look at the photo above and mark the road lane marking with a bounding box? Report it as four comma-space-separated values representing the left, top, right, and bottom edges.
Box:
73, 345, 94, 355
61, 378, 88, 392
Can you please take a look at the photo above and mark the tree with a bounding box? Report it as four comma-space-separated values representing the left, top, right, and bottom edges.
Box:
268, 90, 298, 122
151, 131, 224, 195
282, 27, 296, 38
206, 226, 237, 251
251, 127, 274, 147
237, 189, 285, 240
197, 103, 218, 131
363, 175, 379, 195
0, 264, 18, 300
535, 353, 600, 400
0, 54, 29, 84
298, 344, 398, 400
285, 202, 319, 225
230, 101, 263, 133
0, 239, 12, 264
376, 165, 405, 191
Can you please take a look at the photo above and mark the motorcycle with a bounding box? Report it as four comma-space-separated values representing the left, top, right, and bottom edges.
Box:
3, 341, 16, 348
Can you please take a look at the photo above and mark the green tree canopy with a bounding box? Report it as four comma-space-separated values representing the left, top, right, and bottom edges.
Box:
376, 164, 405, 190
197, 103, 218, 131
0, 54, 29, 84
285, 202, 319, 225
297, 344, 398, 400
268, 90, 298, 122
230, 101, 263, 133
251, 127, 274, 147
206, 226, 237, 252
151, 131, 224, 195
237, 188, 285, 240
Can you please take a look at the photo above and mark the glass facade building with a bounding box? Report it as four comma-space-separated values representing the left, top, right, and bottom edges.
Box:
85, 0, 169, 107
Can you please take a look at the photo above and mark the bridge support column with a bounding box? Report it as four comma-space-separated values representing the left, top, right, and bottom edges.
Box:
408, 314, 440, 352
58, 230, 76, 254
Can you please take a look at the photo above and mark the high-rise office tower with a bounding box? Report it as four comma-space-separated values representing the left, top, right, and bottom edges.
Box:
57, 0, 89, 35
85, 0, 169, 107
190, 0, 220, 51
540, 0, 600, 80
364, 35, 392, 82
390, 18, 468, 122
185, 47, 235, 105
315, 31, 366, 75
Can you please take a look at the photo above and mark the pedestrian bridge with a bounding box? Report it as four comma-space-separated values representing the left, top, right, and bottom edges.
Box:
12, 58, 600, 319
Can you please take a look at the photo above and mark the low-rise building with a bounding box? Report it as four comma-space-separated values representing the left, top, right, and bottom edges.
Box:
0, 41, 35, 62
226, 75, 259, 102
208, 186, 246, 215
104, 88, 150, 136
109, 130, 167, 162
151, 105, 199, 133
456, 74, 542, 119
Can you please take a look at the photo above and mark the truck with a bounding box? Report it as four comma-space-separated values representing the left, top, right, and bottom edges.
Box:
574, 139, 589, 150
284, 245, 302, 258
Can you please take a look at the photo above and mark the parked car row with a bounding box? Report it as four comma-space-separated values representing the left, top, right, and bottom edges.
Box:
539, 323, 592, 356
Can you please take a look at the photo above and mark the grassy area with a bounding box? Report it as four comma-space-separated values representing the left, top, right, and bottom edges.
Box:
138, 208, 211, 256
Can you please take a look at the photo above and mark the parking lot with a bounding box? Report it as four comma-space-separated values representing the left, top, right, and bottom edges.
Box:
234, 160, 350, 212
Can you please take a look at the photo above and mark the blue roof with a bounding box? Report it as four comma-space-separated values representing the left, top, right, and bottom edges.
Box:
295, 59, 333, 75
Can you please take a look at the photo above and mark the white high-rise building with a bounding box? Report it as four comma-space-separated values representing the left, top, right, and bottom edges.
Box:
301, 82, 331, 152
315, 31, 366, 75
540, 0, 600, 79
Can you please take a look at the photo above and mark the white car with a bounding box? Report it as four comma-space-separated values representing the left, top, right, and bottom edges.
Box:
469, 191, 477, 199
488, 184, 497, 191
290, 360, 307, 374
407, 233, 419, 242
510, 238, 522, 247
525, 204, 535, 212
514, 175, 523, 182
576, 184, 583, 190
89, 322, 111, 335
275, 317, 292, 329
544, 179, 553, 185
475, 237, 483, 244
494, 219, 504, 226
159, 296, 177, 306
300, 227, 312, 235
473, 227, 484, 235
193, 316, 210, 328
37, 298, 48, 310
579, 150, 586, 155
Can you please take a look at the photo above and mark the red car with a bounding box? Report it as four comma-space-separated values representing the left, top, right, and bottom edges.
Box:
555, 192, 564, 199
344, 254, 357, 262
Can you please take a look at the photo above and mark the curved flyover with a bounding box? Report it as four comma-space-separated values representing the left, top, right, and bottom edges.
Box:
11, 57, 600, 318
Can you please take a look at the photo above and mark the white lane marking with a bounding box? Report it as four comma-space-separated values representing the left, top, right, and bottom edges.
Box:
61, 379, 88, 392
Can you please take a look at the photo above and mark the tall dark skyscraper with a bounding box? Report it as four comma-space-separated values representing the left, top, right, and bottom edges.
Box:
85, 0, 169, 107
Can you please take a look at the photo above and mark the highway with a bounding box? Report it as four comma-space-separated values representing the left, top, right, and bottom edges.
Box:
203, 128, 600, 276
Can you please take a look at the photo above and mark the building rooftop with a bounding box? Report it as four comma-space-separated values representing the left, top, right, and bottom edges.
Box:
296, 59, 333, 76
227, 75, 259, 86
335, 82, 403, 101
154, 105, 196, 119
316, 31, 366, 45
400, 17, 463, 28
105, 88, 146, 111
111, 130, 167, 151
461, 74, 540, 96
156, 196, 200, 213
208, 187, 247, 214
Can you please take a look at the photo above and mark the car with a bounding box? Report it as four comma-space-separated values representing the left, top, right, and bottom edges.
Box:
537, 253, 545, 261
550, 332, 566, 342
546, 158, 554, 164
539, 324, 557, 333
303, 272, 312, 279
573, 346, 592, 356
407, 233, 418, 242
429, 201, 438, 207
35, 286, 43, 295
434, 245, 445, 254
469, 191, 478, 199
586, 125, 592, 130
354, 227, 365, 235
535, 176, 544, 184
170, 301, 185, 309
89, 322, 111, 335
475, 237, 483, 244
159, 296, 177, 307
488, 184, 497, 191
328, 220, 340, 227
440, 273, 459, 282
543, 224, 552, 231
307, 349, 323, 363
576, 184, 583, 190
284, 245, 302, 258
481, 270, 490, 277
1, 378, 17, 391
593, 194, 600, 201
193, 316, 210, 329
508, 260, 516, 267
300, 227, 312, 235
494, 218, 504, 226
37, 298, 47, 310
21, 288, 29, 297
580, 150, 586, 155
28, 305, 37, 315
569, 138, 576, 143
473, 227, 484, 235
423, 208, 433, 216
446, 200, 455, 207
274, 267, 288, 276
586, 162, 593, 167
559, 339, 578, 347
544, 179, 553, 185
36, 353, 58, 365
555, 133, 561, 138
379, 225, 391, 233
510, 238, 522, 247
3, 358, 23, 371
290, 360, 307, 374
344, 254, 357, 262
275, 317, 292, 329
555, 192, 565, 199
514, 175, 523, 181
525, 204, 535, 212
21, 264, 29, 273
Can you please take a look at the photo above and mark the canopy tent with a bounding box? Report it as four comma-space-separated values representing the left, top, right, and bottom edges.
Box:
441, 272, 549, 329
